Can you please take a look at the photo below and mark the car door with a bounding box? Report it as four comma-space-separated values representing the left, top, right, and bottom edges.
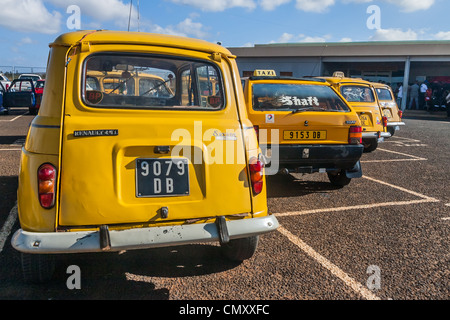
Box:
58, 49, 252, 227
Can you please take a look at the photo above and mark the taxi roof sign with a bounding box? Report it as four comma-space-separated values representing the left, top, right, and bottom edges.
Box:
333, 71, 345, 78
253, 70, 276, 77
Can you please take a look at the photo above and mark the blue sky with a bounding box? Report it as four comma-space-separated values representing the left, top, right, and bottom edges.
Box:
0, 0, 449, 70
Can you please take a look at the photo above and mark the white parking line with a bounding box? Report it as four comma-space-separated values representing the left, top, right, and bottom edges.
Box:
375, 148, 427, 160
0, 114, 26, 122
0, 149, 21, 151
277, 226, 381, 300
0, 204, 17, 254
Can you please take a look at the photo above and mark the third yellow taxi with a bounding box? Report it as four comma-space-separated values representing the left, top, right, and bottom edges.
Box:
241, 70, 364, 187
371, 82, 405, 137
319, 72, 391, 152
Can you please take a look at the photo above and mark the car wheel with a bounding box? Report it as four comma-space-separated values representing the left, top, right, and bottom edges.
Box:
387, 127, 395, 137
363, 139, 378, 153
21, 253, 56, 283
220, 236, 259, 262
327, 171, 352, 187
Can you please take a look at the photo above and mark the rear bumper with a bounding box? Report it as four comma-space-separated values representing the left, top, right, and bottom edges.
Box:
11, 215, 279, 254
362, 131, 391, 138
387, 122, 405, 127
266, 144, 363, 173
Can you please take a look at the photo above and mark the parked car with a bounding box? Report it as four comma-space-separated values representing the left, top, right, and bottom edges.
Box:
0, 82, 5, 113
371, 82, 405, 137
0, 73, 11, 90
319, 72, 390, 152
241, 70, 364, 187
33, 79, 45, 113
18, 73, 42, 82
11, 30, 279, 283
2, 79, 37, 114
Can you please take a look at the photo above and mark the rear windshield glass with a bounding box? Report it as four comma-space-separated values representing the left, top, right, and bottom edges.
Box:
83, 54, 224, 110
251, 83, 350, 112
375, 88, 393, 101
340, 85, 375, 102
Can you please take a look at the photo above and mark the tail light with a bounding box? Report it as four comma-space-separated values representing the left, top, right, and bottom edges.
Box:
38, 163, 56, 209
398, 110, 403, 119
249, 157, 264, 195
382, 116, 388, 128
253, 125, 259, 141
348, 126, 362, 145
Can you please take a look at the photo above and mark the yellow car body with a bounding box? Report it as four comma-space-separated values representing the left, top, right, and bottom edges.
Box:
241, 71, 364, 187
371, 82, 405, 137
12, 31, 278, 282
319, 73, 390, 152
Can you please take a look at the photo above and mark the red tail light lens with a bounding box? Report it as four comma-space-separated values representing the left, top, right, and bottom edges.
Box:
382, 116, 388, 127
398, 110, 403, 119
249, 157, 264, 195
348, 126, 362, 145
38, 163, 56, 209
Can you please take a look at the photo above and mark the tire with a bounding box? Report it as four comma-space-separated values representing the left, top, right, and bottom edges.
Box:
220, 236, 259, 262
387, 126, 395, 137
327, 171, 352, 187
363, 138, 378, 153
21, 253, 56, 284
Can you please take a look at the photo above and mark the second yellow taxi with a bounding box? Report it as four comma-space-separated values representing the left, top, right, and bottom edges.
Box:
241, 70, 364, 187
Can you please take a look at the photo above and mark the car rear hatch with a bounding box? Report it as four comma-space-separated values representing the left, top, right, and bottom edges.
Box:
58, 51, 252, 227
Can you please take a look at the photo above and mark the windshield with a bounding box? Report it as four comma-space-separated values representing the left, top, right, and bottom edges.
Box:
375, 88, 393, 101
251, 83, 350, 112
83, 54, 224, 110
340, 85, 375, 102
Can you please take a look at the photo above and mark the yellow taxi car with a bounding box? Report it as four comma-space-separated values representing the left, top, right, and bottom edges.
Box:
371, 82, 405, 137
319, 72, 390, 152
11, 31, 279, 283
241, 70, 364, 187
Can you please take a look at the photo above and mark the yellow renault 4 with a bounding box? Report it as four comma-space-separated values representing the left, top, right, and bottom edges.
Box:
371, 82, 405, 137
320, 72, 390, 152
11, 31, 279, 283
242, 70, 364, 187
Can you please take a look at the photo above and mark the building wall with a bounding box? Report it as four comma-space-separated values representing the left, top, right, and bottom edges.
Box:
235, 57, 322, 78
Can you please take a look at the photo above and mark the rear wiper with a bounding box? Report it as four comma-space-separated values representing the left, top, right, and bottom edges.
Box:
291, 106, 327, 114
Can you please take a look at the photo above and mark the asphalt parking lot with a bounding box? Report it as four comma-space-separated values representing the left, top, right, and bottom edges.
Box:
0, 108, 448, 303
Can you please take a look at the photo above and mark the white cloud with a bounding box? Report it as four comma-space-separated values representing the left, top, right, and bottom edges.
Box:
259, 0, 291, 11
344, 0, 435, 12
369, 28, 418, 41
434, 31, 450, 40
47, 0, 137, 27
149, 18, 208, 39
0, 0, 61, 34
167, 0, 256, 11
383, 0, 434, 12
295, 0, 335, 13
270, 32, 331, 43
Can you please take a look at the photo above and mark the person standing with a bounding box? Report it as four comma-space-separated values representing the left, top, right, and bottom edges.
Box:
397, 83, 403, 110
408, 81, 419, 110
419, 81, 428, 109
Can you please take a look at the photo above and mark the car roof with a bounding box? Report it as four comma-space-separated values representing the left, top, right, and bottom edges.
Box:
50, 30, 232, 57
318, 76, 373, 86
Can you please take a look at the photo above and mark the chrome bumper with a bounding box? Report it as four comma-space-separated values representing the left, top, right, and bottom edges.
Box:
11, 215, 279, 254
387, 122, 406, 127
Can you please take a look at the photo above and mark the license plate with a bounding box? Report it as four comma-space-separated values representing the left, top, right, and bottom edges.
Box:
136, 158, 189, 197
283, 130, 327, 140
359, 114, 372, 127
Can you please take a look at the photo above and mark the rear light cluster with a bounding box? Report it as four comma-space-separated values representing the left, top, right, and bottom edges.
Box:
398, 110, 403, 119
38, 163, 56, 209
382, 116, 388, 128
348, 126, 362, 145
249, 157, 264, 195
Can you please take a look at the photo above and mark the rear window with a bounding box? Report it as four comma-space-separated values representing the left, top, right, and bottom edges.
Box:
340, 85, 375, 103
251, 83, 350, 112
375, 88, 393, 101
83, 54, 224, 110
